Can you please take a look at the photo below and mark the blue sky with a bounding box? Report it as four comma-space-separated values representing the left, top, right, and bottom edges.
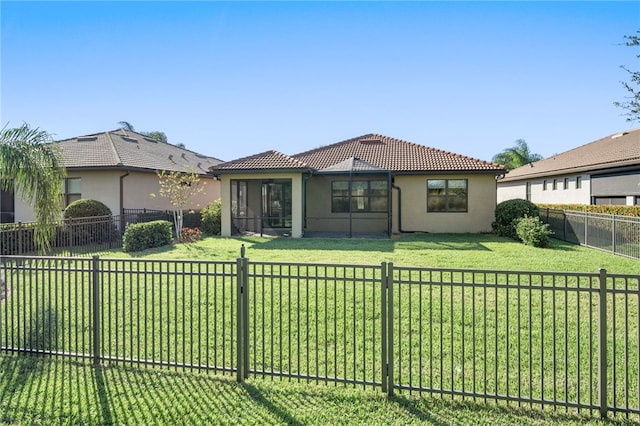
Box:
2, 1, 639, 163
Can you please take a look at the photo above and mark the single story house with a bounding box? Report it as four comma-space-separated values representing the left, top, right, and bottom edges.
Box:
2, 129, 223, 224
209, 134, 506, 238
497, 128, 640, 206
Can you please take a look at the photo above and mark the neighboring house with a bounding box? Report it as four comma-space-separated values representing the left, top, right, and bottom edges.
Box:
497, 129, 640, 206
5, 129, 223, 224
209, 134, 506, 238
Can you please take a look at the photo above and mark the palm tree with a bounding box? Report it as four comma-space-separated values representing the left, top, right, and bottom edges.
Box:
118, 121, 135, 131
0, 124, 66, 251
492, 139, 544, 171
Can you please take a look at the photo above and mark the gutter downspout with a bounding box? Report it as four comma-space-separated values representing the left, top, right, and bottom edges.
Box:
119, 171, 130, 234
392, 181, 405, 233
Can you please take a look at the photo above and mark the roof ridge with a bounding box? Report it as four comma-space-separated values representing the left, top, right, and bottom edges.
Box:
272, 150, 309, 167
104, 131, 123, 166
291, 134, 376, 157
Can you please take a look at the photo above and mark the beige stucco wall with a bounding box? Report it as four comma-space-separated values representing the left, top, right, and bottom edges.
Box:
220, 172, 303, 238
13, 169, 221, 223
14, 197, 36, 223
122, 171, 220, 212
497, 174, 590, 204
394, 174, 498, 233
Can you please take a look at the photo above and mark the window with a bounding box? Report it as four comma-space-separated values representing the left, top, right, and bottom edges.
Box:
331, 180, 388, 213
61, 177, 82, 207
576, 176, 582, 189
552, 179, 557, 190
427, 179, 468, 212
526, 182, 531, 201
563, 177, 569, 190
542, 180, 547, 191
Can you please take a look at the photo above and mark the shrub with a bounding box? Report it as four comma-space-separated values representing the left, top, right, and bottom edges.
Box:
492, 198, 540, 240
179, 227, 202, 243
201, 199, 222, 236
122, 220, 173, 252
64, 199, 112, 219
515, 215, 553, 248
63, 199, 116, 245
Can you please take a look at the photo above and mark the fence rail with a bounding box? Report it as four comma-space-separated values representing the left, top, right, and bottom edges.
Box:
541, 208, 640, 260
0, 209, 202, 256
0, 254, 638, 419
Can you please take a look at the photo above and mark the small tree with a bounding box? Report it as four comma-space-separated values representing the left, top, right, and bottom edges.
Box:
155, 168, 204, 239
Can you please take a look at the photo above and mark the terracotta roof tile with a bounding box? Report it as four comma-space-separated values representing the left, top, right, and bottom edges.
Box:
292, 134, 504, 173
210, 150, 309, 172
500, 128, 640, 182
211, 134, 505, 174
56, 129, 223, 175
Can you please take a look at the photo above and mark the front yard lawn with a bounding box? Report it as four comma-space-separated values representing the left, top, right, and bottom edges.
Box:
109, 233, 640, 275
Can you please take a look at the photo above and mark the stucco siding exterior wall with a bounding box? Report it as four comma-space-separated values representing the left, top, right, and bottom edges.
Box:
14, 197, 35, 223
497, 174, 590, 205
394, 174, 497, 233
122, 171, 220, 212
71, 170, 121, 215
496, 181, 526, 203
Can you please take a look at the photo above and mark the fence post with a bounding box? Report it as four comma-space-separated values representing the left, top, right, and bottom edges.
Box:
17, 222, 23, 255
381, 262, 388, 393
387, 262, 394, 396
243, 256, 249, 379
598, 268, 608, 418
236, 255, 248, 382
92, 255, 101, 365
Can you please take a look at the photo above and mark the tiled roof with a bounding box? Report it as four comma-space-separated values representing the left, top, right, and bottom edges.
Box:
210, 150, 309, 172
293, 134, 504, 173
211, 134, 505, 174
56, 129, 223, 175
500, 128, 640, 182
317, 157, 388, 173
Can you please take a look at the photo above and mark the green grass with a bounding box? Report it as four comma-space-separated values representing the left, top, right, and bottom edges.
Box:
105, 233, 640, 274
3, 234, 640, 424
1, 354, 635, 426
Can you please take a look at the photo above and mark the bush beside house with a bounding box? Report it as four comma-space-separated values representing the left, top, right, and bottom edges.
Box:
201, 199, 222, 236
122, 220, 173, 252
492, 198, 539, 240
515, 215, 553, 247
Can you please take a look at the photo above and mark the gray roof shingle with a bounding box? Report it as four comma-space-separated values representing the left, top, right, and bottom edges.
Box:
56, 129, 223, 175
500, 128, 640, 182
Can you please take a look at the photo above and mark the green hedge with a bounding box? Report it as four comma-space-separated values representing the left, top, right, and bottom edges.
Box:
122, 220, 173, 252
538, 204, 640, 217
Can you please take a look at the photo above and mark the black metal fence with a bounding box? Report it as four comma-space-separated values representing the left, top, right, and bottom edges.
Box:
541, 209, 640, 260
1, 254, 638, 419
0, 210, 202, 256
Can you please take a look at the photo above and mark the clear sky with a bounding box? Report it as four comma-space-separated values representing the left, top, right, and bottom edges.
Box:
1, 1, 639, 163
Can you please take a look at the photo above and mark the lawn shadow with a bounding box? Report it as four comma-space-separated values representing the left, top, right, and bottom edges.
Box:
0, 306, 61, 423
234, 236, 396, 253
242, 382, 303, 426
387, 393, 633, 425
